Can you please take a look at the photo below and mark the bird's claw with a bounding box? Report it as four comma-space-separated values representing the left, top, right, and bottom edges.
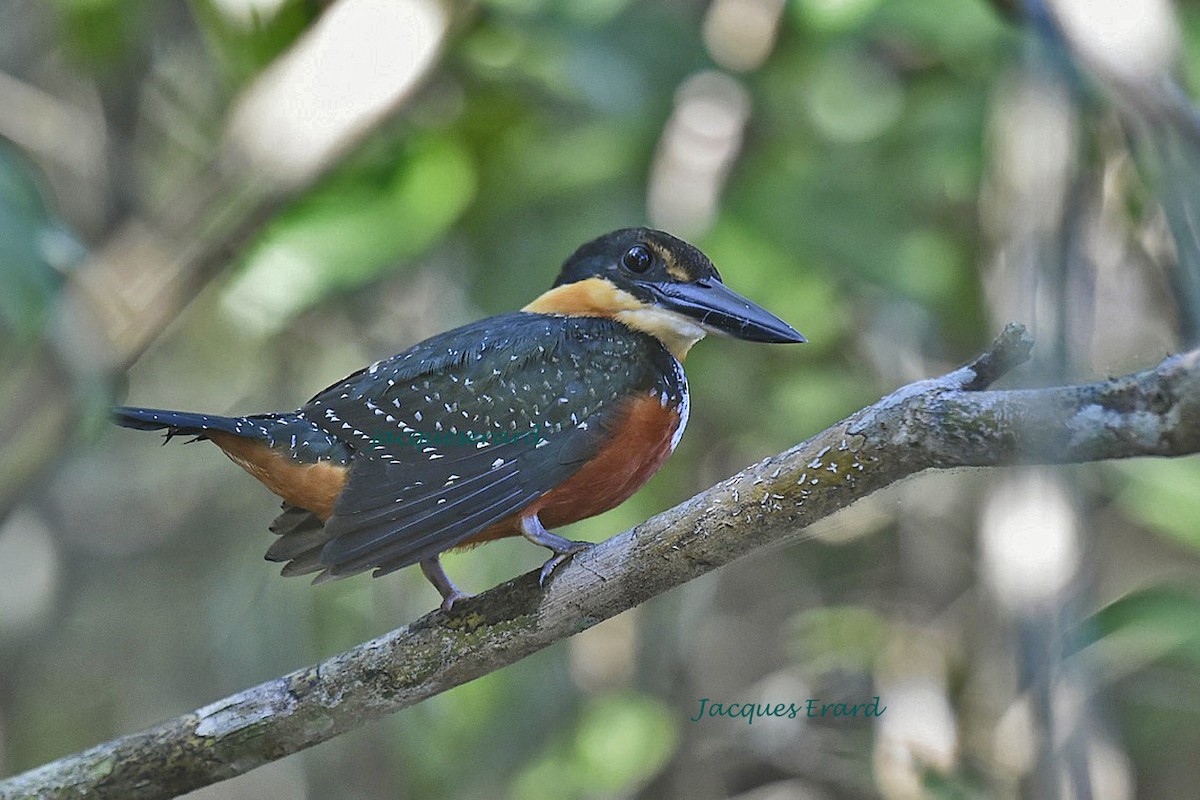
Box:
440, 589, 473, 613
421, 556, 472, 613
538, 541, 592, 586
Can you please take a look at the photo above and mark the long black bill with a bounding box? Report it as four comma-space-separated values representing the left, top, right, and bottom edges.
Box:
646, 279, 806, 344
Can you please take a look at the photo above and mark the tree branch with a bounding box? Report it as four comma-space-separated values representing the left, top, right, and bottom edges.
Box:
5, 323, 1200, 800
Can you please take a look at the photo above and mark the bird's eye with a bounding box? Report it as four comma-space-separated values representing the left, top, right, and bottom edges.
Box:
622, 245, 653, 273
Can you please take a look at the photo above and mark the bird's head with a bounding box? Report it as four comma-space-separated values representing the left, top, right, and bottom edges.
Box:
524, 228, 805, 359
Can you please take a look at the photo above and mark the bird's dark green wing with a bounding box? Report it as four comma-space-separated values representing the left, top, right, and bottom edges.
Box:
296, 312, 678, 579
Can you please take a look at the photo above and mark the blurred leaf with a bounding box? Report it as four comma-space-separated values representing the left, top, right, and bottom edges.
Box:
770, 367, 875, 435
501, 122, 640, 196
1132, 120, 1200, 345
922, 767, 990, 799
1084, 586, 1200, 675
791, 605, 889, 675
222, 134, 477, 331
0, 144, 84, 344
1113, 457, 1200, 551
791, 0, 886, 34
557, 0, 632, 27
481, 0, 552, 14
869, 0, 1010, 68
805, 47, 905, 144
389, 669, 512, 796
191, 0, 315, 84
893, 229, 968, 304
509, 693, 678, 800
47, 0, 153, 66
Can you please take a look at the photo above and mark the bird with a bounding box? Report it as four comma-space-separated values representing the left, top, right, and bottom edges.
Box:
113, 228, 805, 610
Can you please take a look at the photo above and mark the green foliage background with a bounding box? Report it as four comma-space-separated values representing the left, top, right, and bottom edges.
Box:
3, 0, 1200, 797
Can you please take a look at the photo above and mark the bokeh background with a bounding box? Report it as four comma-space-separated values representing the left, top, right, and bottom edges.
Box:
4, 0, 1200, 798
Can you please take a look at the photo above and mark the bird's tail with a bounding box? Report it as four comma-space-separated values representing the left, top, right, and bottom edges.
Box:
112, 406, 352, 466
111, 406, 255, 441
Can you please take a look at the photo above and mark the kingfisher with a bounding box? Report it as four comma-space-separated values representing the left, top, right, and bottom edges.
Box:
113, 229, 804, 610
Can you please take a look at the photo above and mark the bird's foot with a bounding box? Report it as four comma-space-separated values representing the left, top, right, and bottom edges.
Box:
520, 515, 592, 586
421, 556, 473, 612
440, 588, 473, 613
537, 541, 592, 586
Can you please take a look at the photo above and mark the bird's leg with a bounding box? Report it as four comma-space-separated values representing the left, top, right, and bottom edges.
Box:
519, 514, 592, 586
420, 556, 472, 611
